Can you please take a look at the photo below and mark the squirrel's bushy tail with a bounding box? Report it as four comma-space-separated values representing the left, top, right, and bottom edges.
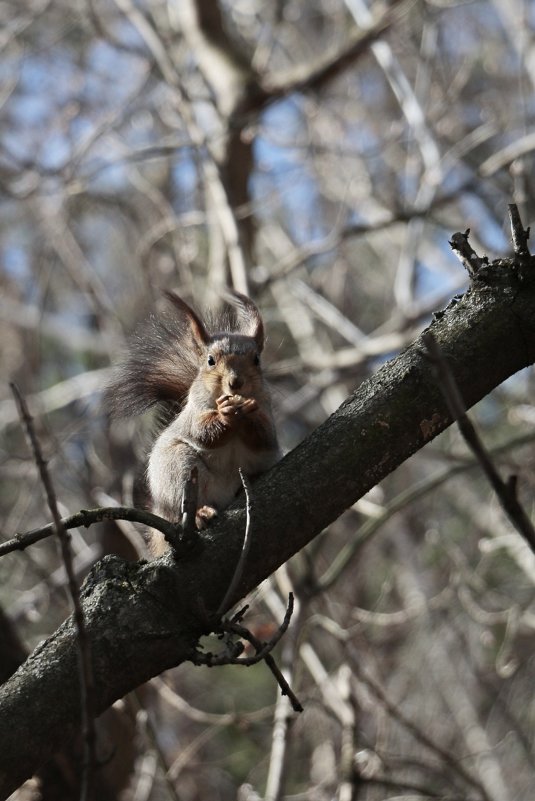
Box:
105, 303, 202, 417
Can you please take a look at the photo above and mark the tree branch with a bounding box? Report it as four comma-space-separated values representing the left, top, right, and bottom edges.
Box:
0, 506, 180, 557
1, 246, 535, 796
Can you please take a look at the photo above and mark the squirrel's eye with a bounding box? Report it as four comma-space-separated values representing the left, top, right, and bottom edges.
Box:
207, 354, 216, 366
254, 353, 260, 366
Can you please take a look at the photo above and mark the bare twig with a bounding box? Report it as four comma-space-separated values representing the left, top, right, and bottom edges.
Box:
508, 203, 531, 257
423, 334, 535, 552
216, 468, 253, 618
259, 655, 303, 714
448, 229, 486, 277
10, 384, 96, 801
180, 466, 199, 547
222, 613, 287, 664
195, 593, 303, 712
263, 580, 305, 801
0, 506, 181, 558
226, 596, 303, 713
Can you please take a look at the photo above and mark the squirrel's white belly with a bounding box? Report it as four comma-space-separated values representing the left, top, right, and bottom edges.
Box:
148, 424, 279, 519
202, 439, 264, 508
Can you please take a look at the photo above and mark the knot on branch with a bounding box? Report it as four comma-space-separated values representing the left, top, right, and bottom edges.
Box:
448, 229, 488, 277
449, 204, 534, 284
508, 203, 531, 258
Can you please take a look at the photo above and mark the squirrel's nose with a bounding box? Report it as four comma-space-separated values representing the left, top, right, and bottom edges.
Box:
228, 374, 244, 391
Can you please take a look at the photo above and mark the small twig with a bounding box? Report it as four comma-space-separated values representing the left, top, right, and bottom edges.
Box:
195, 594, 303, 712
216, 469, 253, 618
448, 229, 486, 277
263, 583, 305, 801
422, 335, 535, 553
235, 594, 302, 712
230, 604, 250, 624
0, 506, 181, 558
10, 383, 96, 801
221, 598, 293, 665
262, 654, 303, 713
180, 466, 199, 547
508, 203, 531, 257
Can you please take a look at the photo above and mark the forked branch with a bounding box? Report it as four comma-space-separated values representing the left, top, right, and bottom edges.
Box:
194, 594, 303, 713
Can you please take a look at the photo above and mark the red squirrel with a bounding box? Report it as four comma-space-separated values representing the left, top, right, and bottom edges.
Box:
108, 291, 281, 555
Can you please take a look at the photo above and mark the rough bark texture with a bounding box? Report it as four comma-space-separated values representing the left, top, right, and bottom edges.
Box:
1, 258, 535, 796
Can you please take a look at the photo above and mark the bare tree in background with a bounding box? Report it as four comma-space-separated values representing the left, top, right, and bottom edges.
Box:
1, 1, 535, 799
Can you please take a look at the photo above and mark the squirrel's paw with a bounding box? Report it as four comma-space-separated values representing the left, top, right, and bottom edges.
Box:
216, 393, 243, 409
240, 398, 258, 414
216, 396, 236, 415
217, 394, 258, 416
196, 505, 218, 528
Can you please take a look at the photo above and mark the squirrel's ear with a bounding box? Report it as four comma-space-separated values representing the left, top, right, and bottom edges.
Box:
227, 292, 265, 350
164, 291, 210, 347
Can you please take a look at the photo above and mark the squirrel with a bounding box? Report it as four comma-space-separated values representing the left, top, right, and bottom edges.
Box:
107, 291, 281, 555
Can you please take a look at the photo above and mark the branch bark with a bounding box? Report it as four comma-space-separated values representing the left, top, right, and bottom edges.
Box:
1, 252, 535, 796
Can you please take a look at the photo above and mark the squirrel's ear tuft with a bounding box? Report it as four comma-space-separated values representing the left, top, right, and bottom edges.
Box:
227, 292, 265, 350
164, 291, 210, 348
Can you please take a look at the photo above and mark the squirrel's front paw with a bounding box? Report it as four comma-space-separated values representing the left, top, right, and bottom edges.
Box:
216, 394, 236, 414
217, 394, 258, 417
240, 398, 258, 414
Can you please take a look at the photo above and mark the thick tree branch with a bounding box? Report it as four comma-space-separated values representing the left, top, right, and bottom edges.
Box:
1, 249, 535, 796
